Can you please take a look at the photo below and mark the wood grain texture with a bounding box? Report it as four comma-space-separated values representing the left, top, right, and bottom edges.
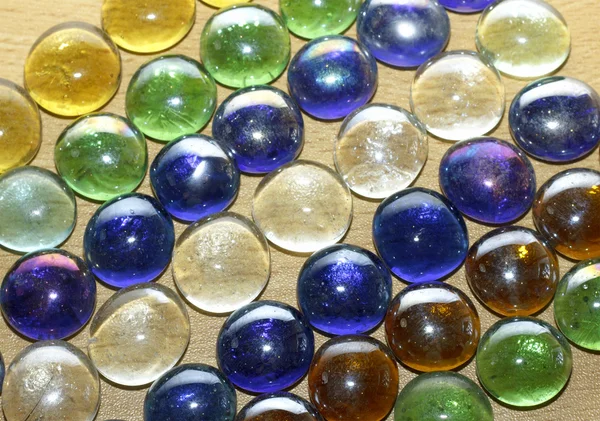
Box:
1, 0, 599, 420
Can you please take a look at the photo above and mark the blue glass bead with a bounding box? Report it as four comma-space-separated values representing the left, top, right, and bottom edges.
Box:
217, 300, 315, 393
84, 193, 175, 288
357, 0, 450, 67
297, 244, 392, 335
212, 86, 304, 174
150, 134, 240, 222
287, 35, 378, 120
439, 137, 536, 225
509, 76, 600, 163
144, 364, 236, 421
0, 249, 96, 341
373, 187, 468, 283
437, 0, 496, 13
237, 392, 323, 420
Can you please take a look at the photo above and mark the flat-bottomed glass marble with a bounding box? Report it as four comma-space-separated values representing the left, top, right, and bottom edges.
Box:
237, 392, 322, 421
280, 0, 360, 39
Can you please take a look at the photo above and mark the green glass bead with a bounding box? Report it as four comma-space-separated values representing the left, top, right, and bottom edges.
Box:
555, 258, 600, 351
477, 317, 572, 407
200, 4, 291, 88
394, 372, 493, 421
126, 55, 217, 142
280, 0, 360, 39
55, 113, 148, 201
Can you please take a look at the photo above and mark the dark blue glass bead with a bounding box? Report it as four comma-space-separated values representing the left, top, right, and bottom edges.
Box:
297, 244, 392, 335
509, 76, 600, 163
150, 134, 240, 222
373, 187, 468, 283
0, 249, 96, 341
439, 137, 536, 224
144, 364, 236, 421
237, 392, 323, 421
287, 35, 378, 120
217, 300, 314, 393
357, 0, 450, 67
437, 0, 495, 13
84, 193, 175, 288
212, 86, 304, 174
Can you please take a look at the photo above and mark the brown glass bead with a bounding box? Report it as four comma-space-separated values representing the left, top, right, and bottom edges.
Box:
236, 392, 322, 421
533, 168, 600, 260
308, 335, 398, 421
384, 282, 480, 372
466, 226, 559, 316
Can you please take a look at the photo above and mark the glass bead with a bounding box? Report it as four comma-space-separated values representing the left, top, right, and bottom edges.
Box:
532, 168, 600, 261
439, 137, 536, 224
217, 300, 314, 393
150, 134, 240, 223
144, 364, 236, 421
385, 282, 480, 372
212, 85, 304, 174
438, 0, 495, 13
0, 166, 76, 253
172, 212, 270, 314
55, 113, 148, 201
475, 0, 570, 79
308, 335, 399, 421
202, 0, 252, 8
102, 0, 195, 53
335, 103, 428, 199
394, 372, 493, 421
373, 187, 469, 283
88, 283, 190, 387
287, 35, 378, 120
237, 392, 322, 421
0, 351, 4, 394
200, 4, 291, 88
476, 317, 572, 407
509, 76, 600, 162
280, 0, 360, 39
467, 226, 559, 316
410, 50, 504, 141
252, 160, 353, 253
0, 79, 41, 174
2, 341, 100, 421
0, 249, 96, 341
84, 193, 175, 288
555, 258, 600, 351
126, 55, 217, 142
297, 244, 392, 335
24, 22, 121, 117
357, 0, 450, 67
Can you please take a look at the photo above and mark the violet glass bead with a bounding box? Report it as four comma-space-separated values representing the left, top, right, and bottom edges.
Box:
0, 249, 96, 340
439, 137, 536, 224
357, 0, 450, 67
297, 244, 392, 335
287, 35, 378, 120
217, 300, 314, 393
150, 134, 240, 222
212, 85, 304, 174
84, 193, 175, 288
438, 0, 495, 13
373, 187, 469, 283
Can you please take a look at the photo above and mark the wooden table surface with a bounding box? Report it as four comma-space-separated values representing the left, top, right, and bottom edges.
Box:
1, 0, 600, 420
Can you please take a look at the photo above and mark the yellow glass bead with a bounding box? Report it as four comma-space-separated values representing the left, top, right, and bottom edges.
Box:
0, 79, 41, 173
102, 0, 196, 53
24, 22, 121, 117
201, 0, 251, 9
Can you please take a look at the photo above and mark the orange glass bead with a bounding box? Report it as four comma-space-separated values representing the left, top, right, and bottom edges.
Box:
308, 335, 398, 421
385, 282, 480, 372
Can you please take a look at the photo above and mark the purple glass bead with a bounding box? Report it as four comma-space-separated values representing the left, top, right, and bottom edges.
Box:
217, 300, 314, 393
357, 0, 450, 67
439, 137, 536, 224
438, 0, 496, 13
150, 134, 240, 222
0, 249, 96, 341
287, 35, 378, 120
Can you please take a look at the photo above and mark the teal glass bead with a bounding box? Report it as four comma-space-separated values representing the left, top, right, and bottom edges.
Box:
200, 4, 291, 88
280, 0, 361, 39
126, 55, 217, 142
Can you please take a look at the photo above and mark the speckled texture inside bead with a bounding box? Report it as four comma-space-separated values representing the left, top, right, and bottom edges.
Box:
237, 392, 323, 421
280, 0, 360, 39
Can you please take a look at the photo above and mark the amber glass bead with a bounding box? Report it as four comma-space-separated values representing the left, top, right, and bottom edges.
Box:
385, 282, 480, 372
466, 226, 559, 316
308, 335, 399, 421
24, 22, 121, 117
533, 168, 600, 260
202, 0, 251, 8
